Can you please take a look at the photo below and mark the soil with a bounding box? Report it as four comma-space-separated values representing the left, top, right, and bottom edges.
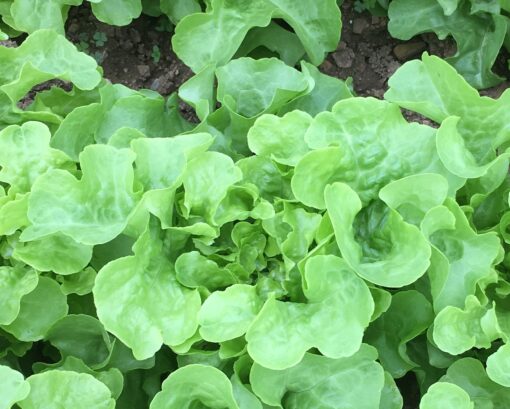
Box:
65, 4, 192, 96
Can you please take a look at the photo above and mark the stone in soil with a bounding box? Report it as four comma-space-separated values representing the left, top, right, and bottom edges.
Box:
332, 47, 355, 68
352, 17, 369, 34
393, 42, 427, 61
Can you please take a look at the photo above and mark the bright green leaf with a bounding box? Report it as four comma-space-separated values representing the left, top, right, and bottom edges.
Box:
0, 365, 30, 409
19, 370, 114, 409
21, 145, 138, 245
94, 220, 201, 360
2, 276, 67, 341
246, 255, 374, 369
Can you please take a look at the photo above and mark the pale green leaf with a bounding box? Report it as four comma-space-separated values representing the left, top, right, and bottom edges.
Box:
325, 182, 431, 287
0, 265, 38, 325
2, 276, 67, 341
94, 221, 201, 360
246, 255, 374, 370
0, 122, 72, 194
150, 364, 241, 409
420, 382, 473, 409
21, 145, 138, 245
19, 370, 114, 409
199, 284, 262, 342
250, 344, 385, 409
0, 365, 30, 409
487, 343, 510, 387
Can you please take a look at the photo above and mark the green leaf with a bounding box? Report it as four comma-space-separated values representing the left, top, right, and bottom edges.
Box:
0, 29, 101, 104
235, 21, 306, 67
21, 145, 138, 245
0, 194, 29, 235
246, 255, 374, 370
365, 290, 434, 378
235, 156, 286, 201
216, 58, 311, 118
0, 365, 30, 409
386, 54, 510, 171
433, 295, 499, 355
131, 134, 213, 227
1, 276, 67, 341
0, 265, 37, 325
420, 382, 474, 409
30, 84, 101, 117
131, 137, 186, 191
280, 61, 353, 116
0, 122, 73, 194
35, 356, 124, 399
278, 204, 322, 269
427, 199, 501, 312
369, 287, 392, 322
487, 343, 510, 387
94, 220, 201, 360
436, 116, 510, 178
96, 92, 191, 145
250, 344, 386, 409
172, 0, 340, 72
388, 0, 506, 88
247, 110, 312, 166
199, 284, 262, 342
440, 358, 510, 407
60, 267, 97, 296
13, 234, 93, 275
379, 173, 450, 225
9, 0, 81, 34
265, 0, 341, 65
150, 364, 241, 409
91, 0, 142, 25
213, 182, 275, 226
437, 0, 460, 14
175, 251, 238, 290
325, 182, 431, 287
19, 370, 114, 409
52, 85, 191, 160
182, 151, 243, 222
172, 0, 273, 72
381, 371, 404, 409
160, 0, 201, 24
178, 65, 216, 121
45, 314, 112, 367
292, 97, 460, 209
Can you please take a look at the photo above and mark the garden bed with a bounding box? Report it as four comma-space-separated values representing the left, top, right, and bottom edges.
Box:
1, 1, 510, 409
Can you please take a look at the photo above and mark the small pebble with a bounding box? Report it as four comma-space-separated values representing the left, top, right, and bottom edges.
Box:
137, 65, 151, 77
332, 48, 355, 68
393, 42, 427, 61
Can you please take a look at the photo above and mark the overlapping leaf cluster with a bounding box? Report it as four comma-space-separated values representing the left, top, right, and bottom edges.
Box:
361, 0, 510, 89
1, 2, 510, 409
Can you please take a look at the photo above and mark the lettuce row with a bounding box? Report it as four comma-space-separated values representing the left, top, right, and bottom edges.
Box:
388, 0, 509, 89
0, 0, 341, 71
1, 30, 510, 408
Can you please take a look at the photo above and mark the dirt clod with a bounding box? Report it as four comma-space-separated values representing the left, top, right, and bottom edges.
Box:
352, 17, 369, 34
137, 65, 151, 77
332, 48, 355, 68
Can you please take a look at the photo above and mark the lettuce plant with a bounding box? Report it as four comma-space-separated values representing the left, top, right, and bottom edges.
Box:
360, 0, 510, 89
1, 6, 510, 409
